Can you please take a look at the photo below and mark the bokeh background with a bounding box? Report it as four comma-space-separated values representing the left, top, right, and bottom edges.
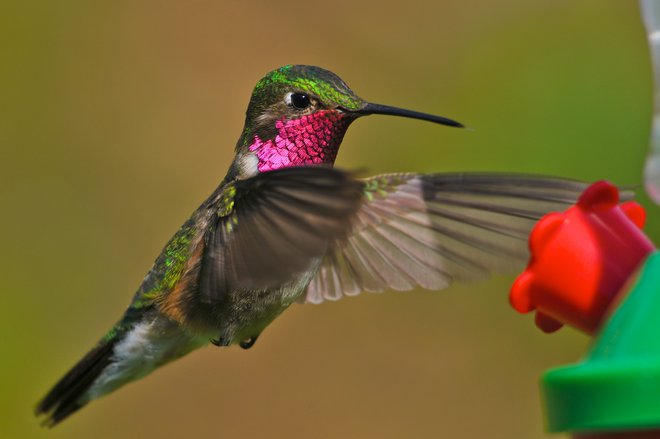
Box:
1, 1, 654, 438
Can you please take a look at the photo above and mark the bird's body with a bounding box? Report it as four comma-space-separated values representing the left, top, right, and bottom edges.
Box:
37, 65, 591, 426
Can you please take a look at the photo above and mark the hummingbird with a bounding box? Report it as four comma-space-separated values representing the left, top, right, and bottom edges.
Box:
36, 65, 589, 426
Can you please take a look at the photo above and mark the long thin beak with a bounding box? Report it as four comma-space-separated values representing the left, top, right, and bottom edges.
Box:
351, 102, 464, 128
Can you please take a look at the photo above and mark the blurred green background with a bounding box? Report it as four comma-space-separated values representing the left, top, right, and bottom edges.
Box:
0, 1, 654, 438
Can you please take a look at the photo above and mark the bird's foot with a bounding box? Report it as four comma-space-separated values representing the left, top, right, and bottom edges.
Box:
239, 336, 259, 350
210, 336, 230, 347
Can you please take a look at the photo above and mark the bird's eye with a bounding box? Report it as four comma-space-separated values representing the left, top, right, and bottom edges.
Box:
289, 93, 311, 110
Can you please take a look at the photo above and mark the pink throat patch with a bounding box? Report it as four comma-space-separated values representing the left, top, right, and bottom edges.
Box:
248, 110, 350, 172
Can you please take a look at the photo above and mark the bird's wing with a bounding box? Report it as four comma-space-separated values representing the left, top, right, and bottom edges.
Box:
199, 166, 364, 303
303, 173, 595, 304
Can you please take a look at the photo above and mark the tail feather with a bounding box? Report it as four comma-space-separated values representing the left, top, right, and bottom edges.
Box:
36, 337, 117, 427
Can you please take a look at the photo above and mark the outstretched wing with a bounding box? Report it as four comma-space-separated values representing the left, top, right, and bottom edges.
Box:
303, 173, 595, 304
199, 166, 364, 303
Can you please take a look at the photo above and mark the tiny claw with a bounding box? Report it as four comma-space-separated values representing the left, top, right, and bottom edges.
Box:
239, 336, 259, 350
210, 336, 229, 347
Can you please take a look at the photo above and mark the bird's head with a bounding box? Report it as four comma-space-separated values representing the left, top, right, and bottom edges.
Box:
234, 65, 462, 177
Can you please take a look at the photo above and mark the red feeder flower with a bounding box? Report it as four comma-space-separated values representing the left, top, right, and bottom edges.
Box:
510, 181, 654, 334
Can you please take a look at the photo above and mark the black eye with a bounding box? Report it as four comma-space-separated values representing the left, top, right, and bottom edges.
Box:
290, 93, 311, 110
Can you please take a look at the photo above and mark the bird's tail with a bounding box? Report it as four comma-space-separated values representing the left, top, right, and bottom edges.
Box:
35, 332, 119, 427
36, 317, 207, 427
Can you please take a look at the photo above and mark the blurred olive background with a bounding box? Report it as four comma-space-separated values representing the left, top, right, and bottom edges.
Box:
0, 1, 654, 438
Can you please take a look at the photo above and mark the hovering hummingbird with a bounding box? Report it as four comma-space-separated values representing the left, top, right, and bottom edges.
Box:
36, 65, 589, 426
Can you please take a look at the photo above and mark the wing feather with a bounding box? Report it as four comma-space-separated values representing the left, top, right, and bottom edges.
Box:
199, 167, 364, 303
303, 173, 626, 304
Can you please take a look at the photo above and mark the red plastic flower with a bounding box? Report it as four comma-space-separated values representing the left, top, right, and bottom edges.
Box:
510, 181, 654, 334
